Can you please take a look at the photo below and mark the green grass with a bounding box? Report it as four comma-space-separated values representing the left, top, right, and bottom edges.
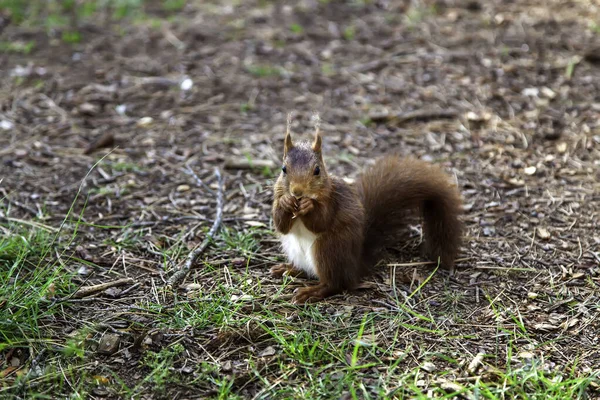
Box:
343, 25, 356, 41
0, 227, 73, 350
289, 23, 304, 35
0, 40, 35, 54
0, 0, 186, 44
245, 64, 284, 78
1, 214, 598, 398
61, 30, 82, 43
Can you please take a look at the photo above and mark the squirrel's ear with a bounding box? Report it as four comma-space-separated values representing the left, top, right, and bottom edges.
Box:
312, 131, 322, 153
284, 131, 294, 156
312, 113, 322, 152
284, 112, 294, 157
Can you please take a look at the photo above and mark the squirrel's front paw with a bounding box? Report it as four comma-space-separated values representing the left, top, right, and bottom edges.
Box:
296, 198, 314, 216
270, 263, 306, 278
279, 195, 298, 214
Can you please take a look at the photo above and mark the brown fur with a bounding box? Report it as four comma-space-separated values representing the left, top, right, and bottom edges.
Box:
356, 156, 463, 271
272, 130, 463, 304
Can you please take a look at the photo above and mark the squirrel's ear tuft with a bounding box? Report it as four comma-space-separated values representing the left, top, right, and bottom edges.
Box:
311, 113, 322, 152
284, 112, 294, 157
312, 131, 322, 153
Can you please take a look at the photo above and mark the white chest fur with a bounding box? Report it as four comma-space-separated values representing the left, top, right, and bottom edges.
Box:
280, 220, 318, 277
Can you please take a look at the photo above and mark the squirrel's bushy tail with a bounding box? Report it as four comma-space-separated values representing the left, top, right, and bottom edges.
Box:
355, 156, 463, 270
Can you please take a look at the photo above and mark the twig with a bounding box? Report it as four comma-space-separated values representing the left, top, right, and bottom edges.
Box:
183, 164, 216, 196
473, 266, 536, 272
167, 168, 224, 287
0, 216, 58, 233
71, 278, 134, 299
118, 282, 141, 297
387, 257, 471, 267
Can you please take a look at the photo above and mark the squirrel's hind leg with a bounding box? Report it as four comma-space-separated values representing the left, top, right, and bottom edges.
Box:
270, 263, 308, 278
292, 284, 342, 304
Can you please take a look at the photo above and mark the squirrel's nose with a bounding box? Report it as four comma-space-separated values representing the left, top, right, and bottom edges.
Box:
290, 188, 303, 199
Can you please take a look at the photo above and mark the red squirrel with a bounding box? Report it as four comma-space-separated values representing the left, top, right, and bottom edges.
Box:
271, 115, 463, 304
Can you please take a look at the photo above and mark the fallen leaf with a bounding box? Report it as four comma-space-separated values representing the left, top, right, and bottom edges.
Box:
230, 294, 253, 302
518, 351, 534, 359
93, 375, 110, 384
467, 352, 484, 374
439, 380, 465, 393
259, 346, 276, 357
0, 366, 18, 377
560, 318, 579, 330
533, 323, 559, 332
184, 283, 203, 291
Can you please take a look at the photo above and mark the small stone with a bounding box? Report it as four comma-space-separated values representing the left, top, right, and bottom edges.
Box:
79, 102, 99, 115
421, 361, 436, 372
98, 333, 121, 355
136, 117, 153, 127
524, 166, 537, 175
0, 120, 14, 130
541, 87, 556, 99
556, 142, 567, 153
522, 88, 539, 97
180, 78, 193, 91
115, 104, 127, 115
537, 227, 551, 240
14, 149, 27, 158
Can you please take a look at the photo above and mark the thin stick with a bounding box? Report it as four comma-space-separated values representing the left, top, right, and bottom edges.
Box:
473, 266, 536, 272
387, 257, 471, 267
72, 278, 134, 299
183, 164, 216, 196
0, 216, 58, 233
167, 167, 224, 287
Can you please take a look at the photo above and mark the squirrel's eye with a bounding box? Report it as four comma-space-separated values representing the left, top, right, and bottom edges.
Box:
282, 166, 287, 174
314, 166, 320, 176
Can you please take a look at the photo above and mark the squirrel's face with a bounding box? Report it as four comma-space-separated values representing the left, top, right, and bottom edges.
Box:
281, 143, 327, 200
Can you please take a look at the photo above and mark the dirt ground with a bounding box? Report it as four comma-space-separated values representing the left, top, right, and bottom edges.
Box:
1, 0, 599, 398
